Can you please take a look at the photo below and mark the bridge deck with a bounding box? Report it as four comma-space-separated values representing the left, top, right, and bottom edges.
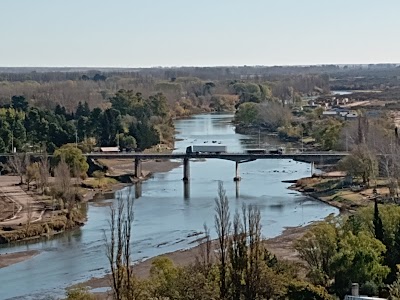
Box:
86, 152, 348, 161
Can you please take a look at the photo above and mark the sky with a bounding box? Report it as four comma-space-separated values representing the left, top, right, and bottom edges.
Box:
1, 0, 400, 68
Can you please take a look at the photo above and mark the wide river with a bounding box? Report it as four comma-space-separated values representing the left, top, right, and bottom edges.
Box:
0, 113, 338, 300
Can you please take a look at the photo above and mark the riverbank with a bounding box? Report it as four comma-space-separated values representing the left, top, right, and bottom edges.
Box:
0, 159, 182, 247
289, 172, 378, 212
84, 221, 315, 294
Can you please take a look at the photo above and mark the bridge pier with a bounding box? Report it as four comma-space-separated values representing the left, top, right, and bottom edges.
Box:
234, 161, 241, 181
183, 158, 190, 182
183, 181, 190, 199
134, 158, 142, 178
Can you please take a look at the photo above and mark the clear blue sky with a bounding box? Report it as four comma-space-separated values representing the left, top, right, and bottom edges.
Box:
1, 0, 399, 67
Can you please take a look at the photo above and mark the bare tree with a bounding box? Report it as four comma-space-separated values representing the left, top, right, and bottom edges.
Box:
215, 181, 231, 299
196, 223, 213, 274
25, 199, 33, 235
25, 162, 39, 191
38, 153, 50, 194
104, 189, 135, 300
8, 153, 29, 184
257, 101, 292, 130
244, 205, 262, 300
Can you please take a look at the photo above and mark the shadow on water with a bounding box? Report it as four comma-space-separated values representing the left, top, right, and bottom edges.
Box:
135, 182, 142, 199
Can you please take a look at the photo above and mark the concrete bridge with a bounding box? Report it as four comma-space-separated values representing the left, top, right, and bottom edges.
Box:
86, 152, 348, 182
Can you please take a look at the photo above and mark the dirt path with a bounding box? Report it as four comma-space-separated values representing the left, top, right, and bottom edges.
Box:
0, 176, 43, 225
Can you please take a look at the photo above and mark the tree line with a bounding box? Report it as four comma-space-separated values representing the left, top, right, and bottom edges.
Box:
0, 89, 172, 155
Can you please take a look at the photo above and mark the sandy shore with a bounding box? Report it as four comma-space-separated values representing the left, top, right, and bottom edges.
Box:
0, 250, 40, 269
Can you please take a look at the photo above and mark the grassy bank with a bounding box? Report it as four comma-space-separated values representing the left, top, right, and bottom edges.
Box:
291, 175, 385, 211
0, 211, 85, 244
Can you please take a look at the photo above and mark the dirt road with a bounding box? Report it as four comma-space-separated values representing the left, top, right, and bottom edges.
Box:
0, 176, 43, 225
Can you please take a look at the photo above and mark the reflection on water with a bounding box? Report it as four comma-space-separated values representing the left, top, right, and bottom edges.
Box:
183, 181, 190, 200
235, 181, 240, 198
135, 182, 142, 199
0, 113, 338, 300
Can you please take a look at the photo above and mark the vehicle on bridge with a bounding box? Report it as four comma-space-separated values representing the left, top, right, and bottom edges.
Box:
269, 147, 285, 155
245, 148, 267, 154
244, 147, 284, 154
186, 145, 227, 154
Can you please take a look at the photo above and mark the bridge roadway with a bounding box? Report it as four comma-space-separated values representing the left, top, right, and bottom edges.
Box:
86, 152, 348, 162
86, 152, 348, 182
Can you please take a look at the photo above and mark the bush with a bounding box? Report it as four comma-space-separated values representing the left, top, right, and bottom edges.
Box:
286, 281, 334, 300
65, 285, 95, 300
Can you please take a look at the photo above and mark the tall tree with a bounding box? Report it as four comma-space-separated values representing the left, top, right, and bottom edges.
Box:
374, 199, 385, 243
215, 181, 231, 299
11, 95, 29, 111
104, 190, 135, 300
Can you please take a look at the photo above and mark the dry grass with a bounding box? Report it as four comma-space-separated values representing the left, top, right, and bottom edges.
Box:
82, 177, 118, 189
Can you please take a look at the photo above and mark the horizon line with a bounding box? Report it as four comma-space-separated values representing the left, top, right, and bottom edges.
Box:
0, 62, 400, 70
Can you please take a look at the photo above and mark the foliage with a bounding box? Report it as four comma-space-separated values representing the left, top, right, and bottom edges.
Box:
389, 273, 400, 300
338, 144, 378, 185
129, 121, 159, 150
312, 118, 345, 150
92, 170, 105, 187
297, 204, 400, 298
295, 221, 338, 286
234, 102, 260, 126
117, 134, 137, 150
53, 144, 89, 177
25, 162, 40, 190
374, 199, 385, 242
331, 231, 389, 298
286, 281, 334, 300
65, 285, 95, 300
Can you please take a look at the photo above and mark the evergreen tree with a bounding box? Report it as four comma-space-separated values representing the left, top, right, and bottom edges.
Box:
386, 224, 400, 284
75, 101, 90, 118
11, 95, 29, 111
373, 199, 384, 243
0, 137, 5, 153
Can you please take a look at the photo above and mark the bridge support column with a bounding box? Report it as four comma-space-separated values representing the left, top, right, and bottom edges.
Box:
184, 181, 190, 200
234, 161, 241, 181
135, 182, 142, 199
183, 158, 190, 182
134, 158, 142, 178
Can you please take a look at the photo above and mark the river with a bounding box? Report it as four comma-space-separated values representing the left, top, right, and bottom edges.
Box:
0, 113, 338, 300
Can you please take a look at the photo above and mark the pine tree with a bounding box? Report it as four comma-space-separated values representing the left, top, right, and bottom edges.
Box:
373, 199, 384, 242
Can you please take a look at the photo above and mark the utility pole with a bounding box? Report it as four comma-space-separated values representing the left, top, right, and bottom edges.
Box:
11, 131, 13, 153
75, 130, 78, 148
258, 128, 261, 148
